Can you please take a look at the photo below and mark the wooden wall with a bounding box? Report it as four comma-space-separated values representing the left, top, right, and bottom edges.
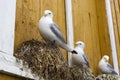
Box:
15, 0, 67, 60
15, 0, 113, 75
0, 73, 25, 80
110, 0, 120, 71
72, 0, 112, 75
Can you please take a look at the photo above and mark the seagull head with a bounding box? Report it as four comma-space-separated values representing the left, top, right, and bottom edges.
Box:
44, 10, 53, 18
102, 55, 109, 62
75, 41, 85, 49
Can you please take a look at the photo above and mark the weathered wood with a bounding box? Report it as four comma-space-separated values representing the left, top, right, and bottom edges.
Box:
15, 0, 67, 61
95, 0, 113, 75
0, 73, 22, 80
72, 0, 109, 75
110, 0, 120, 72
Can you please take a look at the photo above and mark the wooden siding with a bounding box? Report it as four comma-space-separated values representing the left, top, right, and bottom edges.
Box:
0, 73, 23, 80
15, 0, 67, 60
15, 0, 113, 76
110, 0, 120, 71
72, 0, 112, 75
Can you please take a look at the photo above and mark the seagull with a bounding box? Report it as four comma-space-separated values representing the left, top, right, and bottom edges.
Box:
39, 10, 77, 54
98, 55, 118, 75
72, 41, 90, 68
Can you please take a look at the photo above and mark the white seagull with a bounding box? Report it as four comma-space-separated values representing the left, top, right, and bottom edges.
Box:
98, 55, 118, 75
39, 10, 77, 53
72, 41, 90, 68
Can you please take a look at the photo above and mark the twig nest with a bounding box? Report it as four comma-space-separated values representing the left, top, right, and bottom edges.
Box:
95, 74, 118, 80
15, 39, 95, 80
15, 39, 71, 80
70, 66, 95, 80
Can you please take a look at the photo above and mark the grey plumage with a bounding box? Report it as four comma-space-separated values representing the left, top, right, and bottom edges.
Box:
39, 10, 76, 53
83, 54, 90, 67
50, 23, 66, 44
72, 41, 89, 68
98, 55, 118, 75
106, 63, 118, 75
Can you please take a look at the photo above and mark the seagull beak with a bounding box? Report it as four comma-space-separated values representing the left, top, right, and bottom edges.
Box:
44, 14, 47, 17
74, 42, 77, 45
74, 42, 76, 45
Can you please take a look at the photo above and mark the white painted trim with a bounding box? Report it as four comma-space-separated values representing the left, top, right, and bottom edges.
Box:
105, 0, 119, 75
65, 0, 74, 67
0, 52, 35, 79
0, 0, 39, 79
0, 0, 16, 55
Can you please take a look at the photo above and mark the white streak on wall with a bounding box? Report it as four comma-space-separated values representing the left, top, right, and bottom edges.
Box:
0, 0, 16, 55
105, 0, 119, 75
65, 0, 74, 67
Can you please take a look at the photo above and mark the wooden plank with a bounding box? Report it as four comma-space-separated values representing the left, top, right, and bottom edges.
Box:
96, 0, 112, 74
82, 13, 94, 73
28, 0, 40, 39
88, 11, 101, 76
72, 0, 86, 41
0, 73, 22, 80
114, 0, 120, 39
15, 0, 23, 51
72, 0, 81, 41
95, 0, 112, 64
72, 0, 102, 75
110, 0, 120, 71
118, 0, 120, 10
15, 0, 67, 61
15, 0, 41, 52
57, 0, 67, 61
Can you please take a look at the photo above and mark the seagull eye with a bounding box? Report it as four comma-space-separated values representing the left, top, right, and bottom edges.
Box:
48, 13, 51, 15
79, 43, 82, 45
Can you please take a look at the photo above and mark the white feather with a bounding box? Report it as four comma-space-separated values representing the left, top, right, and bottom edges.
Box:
99, 55, 118, 75
39, 10, 73, 52
72, 41, 89, 68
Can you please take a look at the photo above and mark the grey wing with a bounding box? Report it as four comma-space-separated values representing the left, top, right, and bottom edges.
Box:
106, 63, 118, 75
50, 23, 66, 44
82, 54, 90, 67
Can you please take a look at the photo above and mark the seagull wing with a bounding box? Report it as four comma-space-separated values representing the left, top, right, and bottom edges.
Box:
106, 63, 118, 75
50, 23, 66, 44
82, 54, 90, 67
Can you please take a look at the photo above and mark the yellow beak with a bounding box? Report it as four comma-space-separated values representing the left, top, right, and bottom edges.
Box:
44, 14, 47, 17
74, 42, 77, 45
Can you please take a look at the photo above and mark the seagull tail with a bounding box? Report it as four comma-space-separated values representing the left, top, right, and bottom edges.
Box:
60, 44, 77, 54
112, 71, 118, 75
64, 45, 78, 54
71, 50, 78, 54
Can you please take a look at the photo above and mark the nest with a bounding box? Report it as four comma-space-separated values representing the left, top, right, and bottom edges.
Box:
14, 39, 117, 80
95, 74, 118, 80
15, 39, 70, 80
70, 66, 95, 80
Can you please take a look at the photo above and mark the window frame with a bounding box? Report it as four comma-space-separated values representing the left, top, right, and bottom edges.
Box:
0, 0, 35, 79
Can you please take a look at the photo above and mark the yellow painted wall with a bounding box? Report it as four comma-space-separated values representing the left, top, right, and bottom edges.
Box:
15, 0, 67, 60
110, 0, 120, 71
72, 0, 112, 75
95, 0, 113, 74
0, 73, 25, 80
